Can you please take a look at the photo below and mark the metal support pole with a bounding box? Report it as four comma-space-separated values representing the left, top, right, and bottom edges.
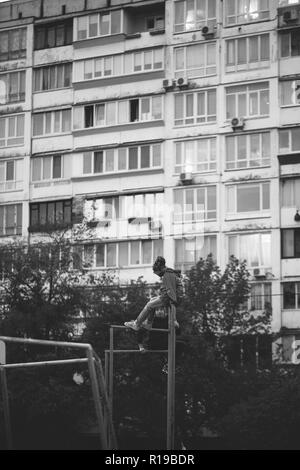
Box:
167, 305, 176, 450
109, 327, 114, 449
86, 347, 108, 450
104, 351, 109, 445
0, 367, 13, 450
94, 357, 117, 449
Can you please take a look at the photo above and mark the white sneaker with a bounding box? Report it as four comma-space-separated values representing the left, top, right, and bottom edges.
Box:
124, 320, 140, 331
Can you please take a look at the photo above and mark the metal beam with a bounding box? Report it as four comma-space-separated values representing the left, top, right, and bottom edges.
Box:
0, 367, 13, 450
167, 305, 176, 450
1, 358, 89, 369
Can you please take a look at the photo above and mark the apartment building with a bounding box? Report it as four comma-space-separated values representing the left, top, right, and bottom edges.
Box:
0, 0, 300, 364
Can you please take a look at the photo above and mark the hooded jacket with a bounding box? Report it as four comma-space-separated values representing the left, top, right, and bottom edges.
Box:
159, 267, 182, 305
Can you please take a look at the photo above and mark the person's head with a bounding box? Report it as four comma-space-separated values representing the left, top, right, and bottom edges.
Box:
152, 256, 166, 277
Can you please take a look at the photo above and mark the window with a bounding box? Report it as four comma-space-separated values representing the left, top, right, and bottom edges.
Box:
226, 34, 269, 71
82, 143, 162, 175
174, 186, 217, 222
249, 283, 272, 311
283, 282, 300, 309
280, 80, 300, 106
279, 128, 300, 153
0, 204, 22, 236
225, 0, 269, 26
227, 182, 270, 215
121, 193, 164, 220
34, 20, 73, 50
174, 89, 216, 126
146, 15, 165, 31
29, 200, 72, 231
85, 197, 119, 222
175, 235, 217, 271
174, 0, 217, 33
0, 71, 25, 104
0, 28, 26, 62
226, 335, 272, 370
82, 239, 163, 268
34, 63, 72, 92
228, 232, 271, 269
281, 178, 300, 207
0, 159, 23, 192
33, 110, 71, 136
75, 10, 121, 40
0, 114, 24, 147
282, 229, 300, 258
226, 82, 269, 119
75, 96, 162, 130
31, 155, 64, 182
226, 132, 270, 169
281, 30, 300, 58
174, 43, 216, 78
175, 138, 216, 174
77, 48, 163, 81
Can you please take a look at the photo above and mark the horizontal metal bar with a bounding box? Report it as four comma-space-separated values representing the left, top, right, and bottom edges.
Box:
104, 349, 168, 354
0, 336, 91, 350
110, 325, 169, 333
1, 358, 89, 369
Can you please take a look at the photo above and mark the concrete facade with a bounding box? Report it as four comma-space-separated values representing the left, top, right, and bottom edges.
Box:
1, 0, 300, 361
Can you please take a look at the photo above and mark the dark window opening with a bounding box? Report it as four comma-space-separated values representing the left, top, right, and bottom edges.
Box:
34, 20, 73, 50
130, 99, 139, 122
85, 106, 94, 128
282, 228, 300, 258
29, 200, 72, 231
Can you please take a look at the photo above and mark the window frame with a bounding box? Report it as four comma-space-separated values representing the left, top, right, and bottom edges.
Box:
33, 63, 72, 92
280, 30, 300, 58
0, 28, 26, 62
226, 82, 270, 119
279, 127, 300, 154
82, 238, 163, 269
32, 109, 72, 137
29, 199, 72, 230
34, 20, 73, 50
75, 10, 122, 41
0, 159, 23, 192
228, 232, 272, 270
225, 0, 270, 26
0, 203, 22, 236
226, 132, 271, 170
280, 80, 300, 107
31, 155, 63, 182
174, 0, 217, 33
174, 42, 217, 79
281, 228, 300, 259
82, 143, 162, 175
173, 186, 217, 223
0, 71, 26, 104
226, 181, 270, 216
0, 114, 25, 148
175, 137, 217, 174
226, 33, 270, 72
174, 234, 217, 271
282, 282, 300, 310
174, 89, 217, 126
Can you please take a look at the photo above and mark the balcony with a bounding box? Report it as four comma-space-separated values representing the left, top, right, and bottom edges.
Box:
278, 4, 300, 29
124, 1, 165, 38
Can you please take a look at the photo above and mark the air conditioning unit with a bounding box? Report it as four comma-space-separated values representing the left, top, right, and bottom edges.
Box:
163, 79, 174, 90
201, 25, 215, 39
283, 9, 298, 23
176, 77, 189, 88
231, 117, 245, 130
180, 172, 193, 185
253, 268, 266, 278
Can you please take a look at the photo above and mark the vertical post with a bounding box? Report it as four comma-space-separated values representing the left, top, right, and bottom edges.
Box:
104, 351, 109, 444
86, 348, 108, 450
0, 367, 13, 450
94, 358, 117, 449
167, 305, 176, 450
108, 327, 114, 449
